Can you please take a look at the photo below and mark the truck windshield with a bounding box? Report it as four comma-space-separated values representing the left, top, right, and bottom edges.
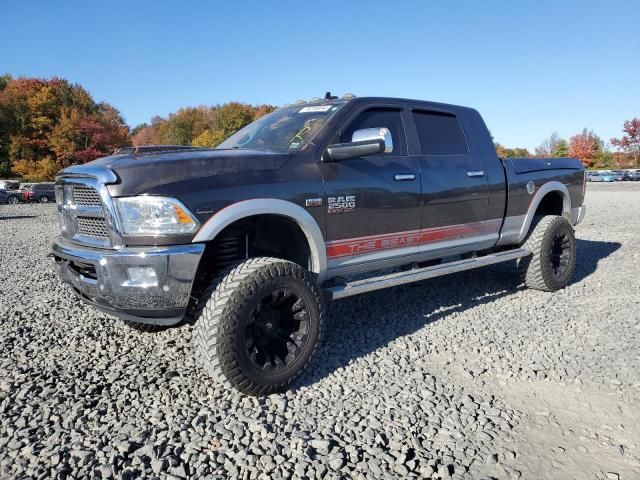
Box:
216, 102, 345, 152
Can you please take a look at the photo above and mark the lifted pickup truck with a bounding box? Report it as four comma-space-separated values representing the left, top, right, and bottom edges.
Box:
52, 95, 586, 395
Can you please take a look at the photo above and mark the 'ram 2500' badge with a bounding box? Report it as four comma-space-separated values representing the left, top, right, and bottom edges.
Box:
305, 198, 323, 207
327, 195, 356, 214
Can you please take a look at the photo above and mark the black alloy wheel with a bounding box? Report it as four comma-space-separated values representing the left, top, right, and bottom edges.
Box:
518, 215, 576, 292
549, 231, 572, 278
194, 257, 325, 395
244, 288, 310, 372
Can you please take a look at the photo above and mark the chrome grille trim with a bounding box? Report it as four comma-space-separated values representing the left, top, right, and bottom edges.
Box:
73, 186, 102, 207
77, 217, 110, 239
55, 166, 123, 249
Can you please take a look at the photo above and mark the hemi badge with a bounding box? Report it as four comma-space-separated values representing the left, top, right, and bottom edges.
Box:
305, 198, 323, 207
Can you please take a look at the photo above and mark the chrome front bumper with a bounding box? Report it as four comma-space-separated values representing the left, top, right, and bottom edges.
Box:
572, 204, 587, 226
51, 237, 204, 325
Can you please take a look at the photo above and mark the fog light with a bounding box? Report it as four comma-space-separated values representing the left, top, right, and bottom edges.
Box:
124, 266, 158, 287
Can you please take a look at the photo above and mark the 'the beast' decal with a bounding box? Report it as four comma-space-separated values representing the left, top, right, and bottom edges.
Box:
327, 195, 356, 214
326, 219, 502, 258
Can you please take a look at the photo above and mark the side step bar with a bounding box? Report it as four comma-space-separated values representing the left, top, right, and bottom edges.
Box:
325, 248, 531, 300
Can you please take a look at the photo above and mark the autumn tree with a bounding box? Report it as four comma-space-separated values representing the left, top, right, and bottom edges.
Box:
0, 76, 130, 180
568, 128, 603, 167
495, 142, 530, 158
133, 102, 276, 149
611, 118, 640, 167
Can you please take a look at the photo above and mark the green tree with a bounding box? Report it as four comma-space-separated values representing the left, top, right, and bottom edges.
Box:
0, 73, 13, 91
551, 139, 569, 157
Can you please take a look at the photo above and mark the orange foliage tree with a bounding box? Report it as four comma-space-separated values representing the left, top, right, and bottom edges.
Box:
611, 118, 640, 167
132, 102, 276, 148
0, 75, 129, 180
569, 129, 602, 167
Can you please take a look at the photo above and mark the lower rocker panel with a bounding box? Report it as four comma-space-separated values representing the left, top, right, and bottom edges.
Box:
325, 248, 531, 300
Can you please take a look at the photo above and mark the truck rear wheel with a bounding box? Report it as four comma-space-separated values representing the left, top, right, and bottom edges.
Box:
193, 257, 325, 395
517, 215, 576, 292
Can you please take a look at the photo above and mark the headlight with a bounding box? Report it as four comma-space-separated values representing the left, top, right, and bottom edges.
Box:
114, 196, 199, 236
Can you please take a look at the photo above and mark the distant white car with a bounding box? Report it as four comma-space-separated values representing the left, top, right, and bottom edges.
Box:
587, 172, 614, 182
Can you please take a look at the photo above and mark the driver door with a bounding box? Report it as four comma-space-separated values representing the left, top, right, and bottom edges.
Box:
319, 105, 422, 268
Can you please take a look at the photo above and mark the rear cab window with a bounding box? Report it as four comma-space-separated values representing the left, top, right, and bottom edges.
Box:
412, 110, 469, 155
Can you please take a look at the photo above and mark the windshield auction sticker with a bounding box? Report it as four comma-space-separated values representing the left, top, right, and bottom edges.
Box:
298, 105, 333, 113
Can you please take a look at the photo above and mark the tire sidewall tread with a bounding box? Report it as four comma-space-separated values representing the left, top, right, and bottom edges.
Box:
518, 215, 576, 292
194, 257, 325, 395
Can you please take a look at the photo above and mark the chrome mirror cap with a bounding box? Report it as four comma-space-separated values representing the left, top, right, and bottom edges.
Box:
352, 127, 393, 153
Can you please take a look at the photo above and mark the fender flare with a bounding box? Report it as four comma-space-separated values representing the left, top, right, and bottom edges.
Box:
192, 199, 327, 282
517, 181, 571, 243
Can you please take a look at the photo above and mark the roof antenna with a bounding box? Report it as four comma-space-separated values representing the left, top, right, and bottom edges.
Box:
324, 91, 338, 100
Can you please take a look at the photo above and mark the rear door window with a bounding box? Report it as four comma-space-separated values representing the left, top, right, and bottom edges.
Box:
412, 110, 469, 155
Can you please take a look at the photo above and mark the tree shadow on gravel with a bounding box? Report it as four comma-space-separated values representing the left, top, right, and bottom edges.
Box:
0, 215, 36, 220
296, 239, 620, 388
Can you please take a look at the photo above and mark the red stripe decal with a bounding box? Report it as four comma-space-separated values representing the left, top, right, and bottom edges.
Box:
326, 219, 501, 259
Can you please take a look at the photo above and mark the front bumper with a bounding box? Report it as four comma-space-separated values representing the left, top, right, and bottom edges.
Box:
51, 237, 204, 325
572, 204, 586, 226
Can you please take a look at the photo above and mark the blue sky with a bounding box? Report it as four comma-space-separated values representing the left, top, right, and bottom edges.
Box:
2, 0, 638, 151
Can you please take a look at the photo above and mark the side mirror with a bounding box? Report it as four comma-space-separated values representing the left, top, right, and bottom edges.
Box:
324, 139, 385, 162
351, 127, 393, 153
323, 127, 393, 162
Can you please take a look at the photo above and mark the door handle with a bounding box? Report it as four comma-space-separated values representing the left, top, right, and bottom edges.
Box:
394, 174, 416, 181
466, 170, 484, 177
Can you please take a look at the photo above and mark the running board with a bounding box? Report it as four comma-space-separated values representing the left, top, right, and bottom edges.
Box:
325, 248, 531, 300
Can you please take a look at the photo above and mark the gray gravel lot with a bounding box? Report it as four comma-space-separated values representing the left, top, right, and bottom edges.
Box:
1, 183, 639, 479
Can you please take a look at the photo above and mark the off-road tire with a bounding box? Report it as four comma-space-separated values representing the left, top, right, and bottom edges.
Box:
194, 257, 325, 395
517, 215, 576, 292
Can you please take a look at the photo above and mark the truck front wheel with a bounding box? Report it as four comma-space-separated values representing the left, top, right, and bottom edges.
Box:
517, 215, 576, 292
193, 257, 325, 395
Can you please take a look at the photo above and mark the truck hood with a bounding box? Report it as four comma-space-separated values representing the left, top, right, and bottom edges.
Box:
84, 148, 289, 196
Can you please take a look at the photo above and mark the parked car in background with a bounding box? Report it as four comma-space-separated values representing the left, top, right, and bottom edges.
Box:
0, 188, 22, 205
22, 183, 56, 203
620, 170, 640, 181
609, 170, 625, 181
0, 180, 20, 191
587, 172, 615, 182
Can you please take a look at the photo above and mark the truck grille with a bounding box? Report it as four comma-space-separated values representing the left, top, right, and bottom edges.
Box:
73, 186, 102, 207
76, 217, 110, 239
56, 181, 115, 248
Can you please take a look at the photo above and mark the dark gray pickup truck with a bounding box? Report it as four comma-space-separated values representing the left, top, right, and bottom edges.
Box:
51, 95, 586, 394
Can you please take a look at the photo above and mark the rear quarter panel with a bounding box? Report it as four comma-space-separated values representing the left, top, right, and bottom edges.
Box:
498, 158, 585, 245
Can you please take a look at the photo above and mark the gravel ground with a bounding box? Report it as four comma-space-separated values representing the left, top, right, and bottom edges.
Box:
1, 183, 639, 480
